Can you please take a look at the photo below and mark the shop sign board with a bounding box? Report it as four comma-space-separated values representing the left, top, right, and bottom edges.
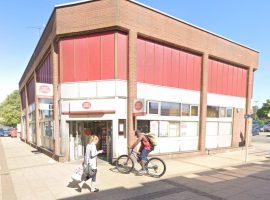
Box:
36, 83, 53, 98
133, 99, 146, 116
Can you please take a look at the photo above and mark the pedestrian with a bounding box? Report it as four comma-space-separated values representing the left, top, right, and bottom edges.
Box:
78, 135, 103, 192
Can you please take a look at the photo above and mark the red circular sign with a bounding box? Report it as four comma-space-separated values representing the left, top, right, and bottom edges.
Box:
39, 85, 50, 94
82, 102, 91, 109
135, 101, 143, 111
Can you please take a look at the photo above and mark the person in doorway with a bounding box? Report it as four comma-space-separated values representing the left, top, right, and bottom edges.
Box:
78, 135, 103, 192
130, 130, 153, 175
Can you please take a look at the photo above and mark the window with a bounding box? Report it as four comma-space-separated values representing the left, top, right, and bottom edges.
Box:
161, 102, 181, 116
159, 121, 169, 137
182, 104, 190, 116
137, 120, 150, 133
207, 106, 219, 118
118, 119, 126, 137
226, 108, 233, 118
191, 105, 199, 116
219, 107, 226, 118
148, 101, 159, 114
180, 122, 198, 137
168, 122, 180, 137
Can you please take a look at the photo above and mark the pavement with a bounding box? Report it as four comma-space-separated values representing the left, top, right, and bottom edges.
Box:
1, 133, 270, 200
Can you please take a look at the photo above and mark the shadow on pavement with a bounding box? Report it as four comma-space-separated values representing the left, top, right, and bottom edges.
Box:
60, 159, 270, 200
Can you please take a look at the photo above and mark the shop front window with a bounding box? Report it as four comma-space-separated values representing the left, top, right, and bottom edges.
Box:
226, 108, 233, 118
191, 105, 199, 116
182, 104, 190, 116
207, 106, 219, 118
137, 120, 150, 133
148, 101, 159, 114
161, 102, 181, 116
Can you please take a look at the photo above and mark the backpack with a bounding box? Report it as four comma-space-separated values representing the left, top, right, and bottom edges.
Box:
145, 133, 158, 147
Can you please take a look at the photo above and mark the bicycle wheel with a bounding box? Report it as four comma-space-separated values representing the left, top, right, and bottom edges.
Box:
145, 157, 166, 178
115, 155, 134, 174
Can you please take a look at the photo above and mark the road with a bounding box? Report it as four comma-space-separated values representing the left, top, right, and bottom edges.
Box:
1, 134, 270, 200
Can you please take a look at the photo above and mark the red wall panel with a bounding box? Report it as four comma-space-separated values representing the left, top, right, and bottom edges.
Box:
171, 49, 179, 88
237, 68, 243, 97
193, 56, 201, 91
242, 70, 247, 97
60, 32, 118, 83
21, 89, 26, 110
154, 44, 163, 85
137, 39, 145, 82
27, 78, 35, 105
179, 51, 187, 89
61, 39, 74, 82
163, 47, 172, 86
101, 33, 115, 79
117, 33, 127, 80
208, 59, 247, 97
74, 36, 89, 81
136, 38, 201, 91
222, 64, 228, 95
186, 54, 194, 90
145, 41, 155, 84
88, 35, 101, 80
212, 61, 218, 93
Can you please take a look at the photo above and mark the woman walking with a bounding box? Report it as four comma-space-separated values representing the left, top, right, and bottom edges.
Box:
78, 135, 103, 192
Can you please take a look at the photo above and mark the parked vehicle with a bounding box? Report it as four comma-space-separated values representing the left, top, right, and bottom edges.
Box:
10, 128, 17, 138
252, 122, 260, 136
0, 128, 10, 137
262, 123, 270, 132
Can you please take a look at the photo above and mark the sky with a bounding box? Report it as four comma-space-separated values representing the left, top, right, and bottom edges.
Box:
0, 0, 269, 107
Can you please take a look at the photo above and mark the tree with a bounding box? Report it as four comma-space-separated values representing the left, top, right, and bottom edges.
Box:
257, 100, 270, 121
0, 90, 20, 127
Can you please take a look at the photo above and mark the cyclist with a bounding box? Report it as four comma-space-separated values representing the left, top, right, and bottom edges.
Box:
130, 130, 154, 175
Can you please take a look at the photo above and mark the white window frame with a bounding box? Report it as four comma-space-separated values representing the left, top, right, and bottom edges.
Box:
147, 101, 160, 115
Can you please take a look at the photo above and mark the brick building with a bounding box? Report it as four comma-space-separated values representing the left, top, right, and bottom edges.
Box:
19, 0, 259, 162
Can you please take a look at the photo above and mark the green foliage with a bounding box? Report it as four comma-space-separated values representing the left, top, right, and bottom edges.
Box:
257, 99, 270, 121
0, 90, 20, 127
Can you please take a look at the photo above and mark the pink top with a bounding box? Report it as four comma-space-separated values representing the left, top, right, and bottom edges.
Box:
141, 135, 151, 150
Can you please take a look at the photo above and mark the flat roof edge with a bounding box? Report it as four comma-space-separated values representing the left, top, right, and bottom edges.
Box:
130, 0, 259, 53
55, 0, 94, 8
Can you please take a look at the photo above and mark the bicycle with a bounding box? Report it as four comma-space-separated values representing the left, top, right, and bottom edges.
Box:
115, 149, 166, 178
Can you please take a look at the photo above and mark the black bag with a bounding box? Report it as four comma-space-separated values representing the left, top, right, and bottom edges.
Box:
83, 163, 96, 177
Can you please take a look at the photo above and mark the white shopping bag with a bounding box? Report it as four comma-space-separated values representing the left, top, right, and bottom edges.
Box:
71, 165, 83, 182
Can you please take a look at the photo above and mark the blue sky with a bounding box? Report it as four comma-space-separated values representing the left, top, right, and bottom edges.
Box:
0, 0, 269, 107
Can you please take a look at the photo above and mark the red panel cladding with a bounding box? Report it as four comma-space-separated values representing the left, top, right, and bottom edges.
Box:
179, 51, 187, 89
237, 68, 243, 97
101, 33, 115, 79
21, 89, 26, 110
227, 64, 233, 96
222, 64, 229, 95
136, 39, 145, 82
74, 36, 89, 81
171, 49, 179, 88
242, 69, 247, 97
211, 60, 218, 93
186, 54, 194, 90
61, 39, 74, 82
232, 66, 238, 96
193, 55, 201, 91
208, 59, 213, 92
154, 43, 163, 85
216, 62, 223, 94
27, 78, 35, 105
88, 35, 101, 80
145, 41, 155, 84
117, 33, 127, 80
163, 47, 172, 86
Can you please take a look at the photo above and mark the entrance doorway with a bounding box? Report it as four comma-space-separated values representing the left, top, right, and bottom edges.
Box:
69, 121, 112, 162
